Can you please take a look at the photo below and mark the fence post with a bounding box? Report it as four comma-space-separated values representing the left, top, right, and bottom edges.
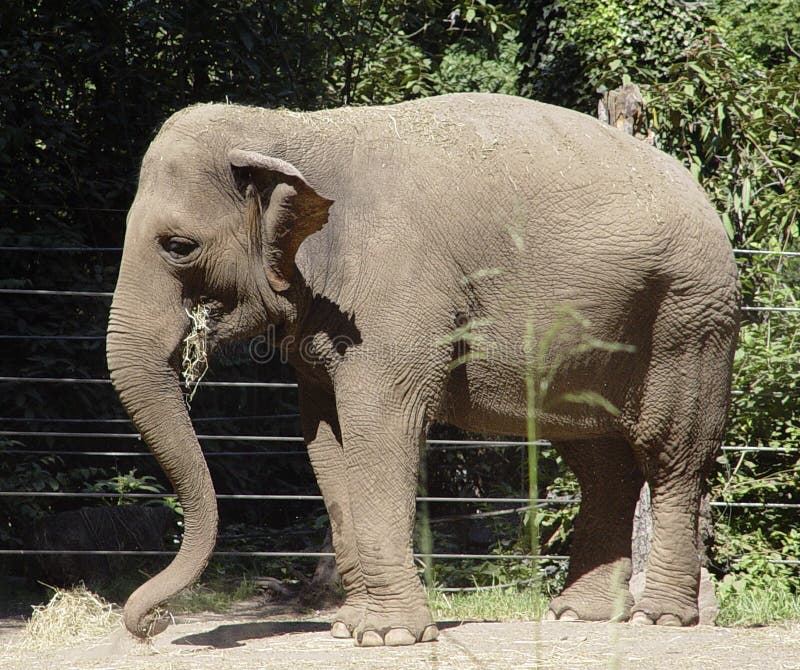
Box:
596, 83, 717, 624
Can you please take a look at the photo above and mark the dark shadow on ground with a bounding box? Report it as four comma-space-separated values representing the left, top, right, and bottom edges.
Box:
173, 621, 332, 648
173, 620, 467, 649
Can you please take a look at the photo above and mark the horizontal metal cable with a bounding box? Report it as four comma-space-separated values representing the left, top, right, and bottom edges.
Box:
0, 430, 793, 455
0, 412, 300, 425
741, 305, 800, 313
0, 288, 113, 297
1, 447, 790, 460
721, 445, 800, 452
2, 490, 797, 509
0, 377, 298, 388
0, 247, 122, 252
0, 204, 127, 212
0, 491, 566, 505
0, 431, 305, 442
733, 249, 800, 257
16, 448, 779, 458
729, 389, 798, 398
0, 414, 299, 424
0, 449, 309, 457
709, 501, 800, 509
0, 550, 332, 557
0, 491, 322, 500
0, 432, 544, 446
1, 549, 795, 565
0, 549, 564, 560
0, 417, 135, 424
0, 334, 105, 340
0, 376, 112, 385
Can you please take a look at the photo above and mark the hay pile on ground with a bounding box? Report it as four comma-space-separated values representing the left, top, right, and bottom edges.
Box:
18, 585, 121, 650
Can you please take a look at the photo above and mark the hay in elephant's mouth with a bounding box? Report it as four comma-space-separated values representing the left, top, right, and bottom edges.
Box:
19, 585, 121, 649
182, 302, 211, 407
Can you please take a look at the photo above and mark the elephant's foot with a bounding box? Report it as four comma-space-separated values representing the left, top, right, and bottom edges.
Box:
353, 606, 438, 647
547, 581, 634, 622
630, 596, 698, 627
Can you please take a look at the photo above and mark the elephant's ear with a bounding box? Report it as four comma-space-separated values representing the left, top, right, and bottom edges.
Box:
229, 149, 333, 292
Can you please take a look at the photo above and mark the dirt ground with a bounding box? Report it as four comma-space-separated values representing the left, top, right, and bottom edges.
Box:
1, 602, 799, 670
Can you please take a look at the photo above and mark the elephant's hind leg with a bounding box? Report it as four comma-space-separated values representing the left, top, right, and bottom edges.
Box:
627, 428, 716, 627
548, 437, 644, 622
299, 383, 368, 639
628, 317, 736, 626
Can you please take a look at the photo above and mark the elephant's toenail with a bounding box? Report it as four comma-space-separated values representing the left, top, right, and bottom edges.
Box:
358, 630, 384, 647
420, 625, 439, 642
385, 628, 416, 646
331, 621, 351, 639
558, 609, 579, 621
656, 614, 682, 626
630, 612, 654, 626
544, 609, 558, 621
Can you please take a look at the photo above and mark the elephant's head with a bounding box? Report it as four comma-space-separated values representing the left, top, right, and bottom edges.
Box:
106, 106, 332, 637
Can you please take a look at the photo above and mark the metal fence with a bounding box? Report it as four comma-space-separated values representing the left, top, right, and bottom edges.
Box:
1, 245, 798, 573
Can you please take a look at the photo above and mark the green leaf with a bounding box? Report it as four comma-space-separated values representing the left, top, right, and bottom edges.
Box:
721, 212, 734, 240
558, 391, 620, 416
742, 178, 751, 212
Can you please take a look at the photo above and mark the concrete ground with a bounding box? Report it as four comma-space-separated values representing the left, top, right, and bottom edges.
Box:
2, 603, 800, 670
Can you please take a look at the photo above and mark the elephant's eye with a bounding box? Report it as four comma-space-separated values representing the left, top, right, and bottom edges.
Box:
161, 236, 199, 262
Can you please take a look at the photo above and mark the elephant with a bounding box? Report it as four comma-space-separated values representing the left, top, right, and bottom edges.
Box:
106, 92, 739, 646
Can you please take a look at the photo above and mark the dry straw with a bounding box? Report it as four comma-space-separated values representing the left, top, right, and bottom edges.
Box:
18, 585, 122, 650
182, 303, 211, 406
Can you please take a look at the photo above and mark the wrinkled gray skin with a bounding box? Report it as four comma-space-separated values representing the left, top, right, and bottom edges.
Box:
107, 93, 739, 646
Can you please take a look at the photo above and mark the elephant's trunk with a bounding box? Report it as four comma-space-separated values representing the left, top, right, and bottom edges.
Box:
106, 272, 217, 638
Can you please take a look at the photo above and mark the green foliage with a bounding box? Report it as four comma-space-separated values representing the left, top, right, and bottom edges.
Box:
641, 27, 799, 593
166, 576, 260, 614
717, 579, 800, 626
0, 450, 105, 547
711, 0, 800, 67
318, 1, 523, 103
429, 586, 549, 621
87, 469, 167, 506
644, 37, 799, 245
711, 249, 800, 594
431, 30, 522, 95
519, 0, 709, 110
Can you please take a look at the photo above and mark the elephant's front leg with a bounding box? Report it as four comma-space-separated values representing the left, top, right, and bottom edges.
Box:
336, 381, 439, 647
298, 383, 368, 639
